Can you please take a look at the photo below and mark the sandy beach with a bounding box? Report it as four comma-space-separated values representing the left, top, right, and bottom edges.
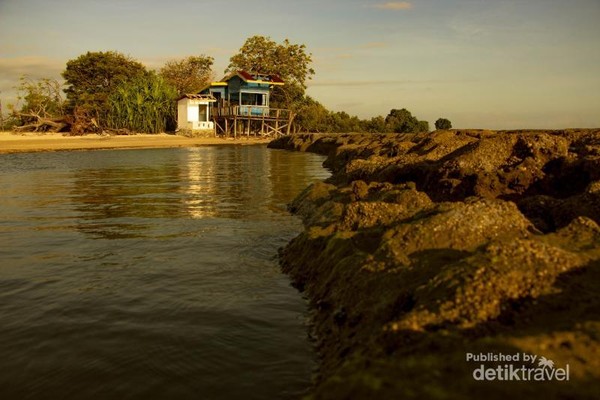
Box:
0, 131, 271, 154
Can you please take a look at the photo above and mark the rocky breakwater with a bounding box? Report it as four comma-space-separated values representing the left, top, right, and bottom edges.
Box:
268, 130, 600, 399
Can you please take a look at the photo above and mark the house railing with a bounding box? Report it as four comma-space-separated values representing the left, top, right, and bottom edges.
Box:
212, 105, 292, 120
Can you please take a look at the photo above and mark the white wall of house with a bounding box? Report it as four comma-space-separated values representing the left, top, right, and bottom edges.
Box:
177, 98, 214, 131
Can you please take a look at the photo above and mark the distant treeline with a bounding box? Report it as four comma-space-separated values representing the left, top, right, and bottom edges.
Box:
296, 100, 434, 134
1, 35, 452, 134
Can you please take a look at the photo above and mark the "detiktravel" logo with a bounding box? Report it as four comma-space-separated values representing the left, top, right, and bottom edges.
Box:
466, 352, 570, 381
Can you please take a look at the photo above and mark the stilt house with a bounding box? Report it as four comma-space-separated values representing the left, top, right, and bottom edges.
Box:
177, 71, 294, 138
176, 70, 294, 137
201, 71, 284, 115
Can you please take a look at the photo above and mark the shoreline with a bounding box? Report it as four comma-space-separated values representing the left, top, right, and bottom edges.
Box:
0, 131, 271, 154
269, 130, 600, 399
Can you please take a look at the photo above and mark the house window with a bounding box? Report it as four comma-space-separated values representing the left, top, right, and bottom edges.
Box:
240, 92, 266, 106
198, 104, 208, 121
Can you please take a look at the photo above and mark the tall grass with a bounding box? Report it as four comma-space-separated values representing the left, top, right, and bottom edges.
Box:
107, 73, 177, 133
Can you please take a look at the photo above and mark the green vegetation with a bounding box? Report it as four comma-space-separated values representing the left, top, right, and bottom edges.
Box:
16, 76, 65, 117
227, 35, 315, 110
62, 51, 147, 130
435, 117, 452, 130
385, 108, 429, 133
3, 36, 450, 134
296, 102, 430, 133
1, 76, 68, 132
107, 73, 177, 133
160, 55, 214, 96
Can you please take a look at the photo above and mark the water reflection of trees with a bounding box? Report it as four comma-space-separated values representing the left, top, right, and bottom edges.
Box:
267, 149, 330, 208
70, 147, 328, 239
186, 146, 328, 220
184, 146, 269, 220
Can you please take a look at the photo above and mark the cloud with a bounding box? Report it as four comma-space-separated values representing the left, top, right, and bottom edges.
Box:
372, 2, 413, 10
0, 56, 65, 105
0, 56, 64, 78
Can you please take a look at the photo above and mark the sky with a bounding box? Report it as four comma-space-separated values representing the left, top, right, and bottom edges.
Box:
0, 0, 599, 129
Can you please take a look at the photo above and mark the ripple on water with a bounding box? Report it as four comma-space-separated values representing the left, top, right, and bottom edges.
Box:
0, 147, 329, 399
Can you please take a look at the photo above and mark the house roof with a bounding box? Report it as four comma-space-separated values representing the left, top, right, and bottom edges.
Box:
235, 71, 285, 85
196, 70, 285, 94
196, 81, 228, 94
219, 70, 285, 86
178, 93, 217, 102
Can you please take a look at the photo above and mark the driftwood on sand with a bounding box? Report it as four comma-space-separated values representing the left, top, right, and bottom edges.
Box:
13, 112, 69, 133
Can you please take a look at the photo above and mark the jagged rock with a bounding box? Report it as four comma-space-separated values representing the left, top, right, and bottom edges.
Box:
396, 236, 588, 331
270, 130, 600, 400
376, 199, 533, 266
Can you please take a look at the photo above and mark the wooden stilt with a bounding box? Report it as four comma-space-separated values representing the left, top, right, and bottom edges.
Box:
209, 107, 292, 139
286, 112, 295, 135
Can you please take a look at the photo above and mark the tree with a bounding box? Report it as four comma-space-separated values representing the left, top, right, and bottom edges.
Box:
10, 76, 68, 132
16, 76, 64, 117
363, 116, 390, 133
328, 111, 363, 133
62, 51, 147, 128
160, 55, 214, 96
385, 108, 421, 133
294, 96, 330, 132
417, 120, 430, 133
226, 35, 315, 109
107, 73, 177, 133
435, 117, 452, 130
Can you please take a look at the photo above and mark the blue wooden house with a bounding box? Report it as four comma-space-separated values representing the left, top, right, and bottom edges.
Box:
200, 71, 285, 116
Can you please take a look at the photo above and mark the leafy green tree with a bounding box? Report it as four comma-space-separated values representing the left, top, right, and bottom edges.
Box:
7, 76, 68, 132
294, 96, 330, 132
107, 73, 177, 133
62, 51, 147, 127
295, 104, 429, 134
15, 76, 65, 118
363, 116, 390, 133
160, 55, 214, 96
327, 111, 363, 133
385, 108, 421, 133
435, 117, 452, 130
227, 35, 314, 88
418, 120, 430, 133
226, 35, 315, 109
294, 97, 369, 133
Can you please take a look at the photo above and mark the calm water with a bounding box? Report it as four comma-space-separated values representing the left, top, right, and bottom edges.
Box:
0, 146, 329, 400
